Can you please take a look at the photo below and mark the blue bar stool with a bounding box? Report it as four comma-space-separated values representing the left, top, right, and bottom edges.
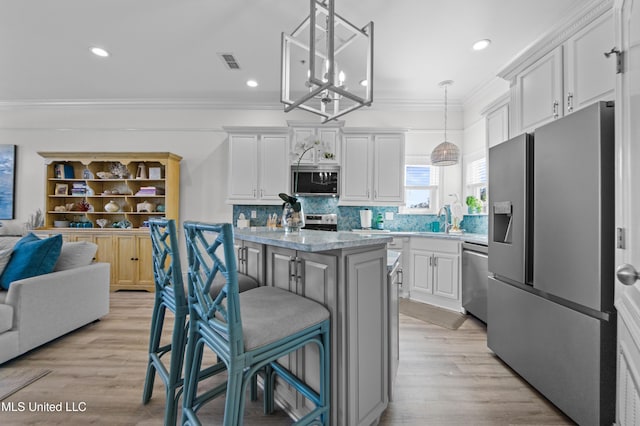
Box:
142, 218, 188, 426
182, 221, 330, 425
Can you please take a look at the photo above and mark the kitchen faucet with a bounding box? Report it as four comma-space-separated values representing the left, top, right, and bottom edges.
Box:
437, 205, 452, 233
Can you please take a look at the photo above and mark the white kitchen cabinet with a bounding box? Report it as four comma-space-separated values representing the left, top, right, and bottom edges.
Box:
514, 46, 564, 133
289, 122, 342, 165
340, 131, 405, 206
504, 7, 615, 134
564, 11, 616, 114
485, 96, 510, 148
409, 237, 461, 312
225, 127, 289, 204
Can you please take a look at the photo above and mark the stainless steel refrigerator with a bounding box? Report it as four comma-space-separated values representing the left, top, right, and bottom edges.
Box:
487, 101, 616, 426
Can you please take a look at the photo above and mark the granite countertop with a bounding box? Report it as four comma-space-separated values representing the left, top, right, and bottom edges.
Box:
352, 229, 488, 245
234, 227, 392, 252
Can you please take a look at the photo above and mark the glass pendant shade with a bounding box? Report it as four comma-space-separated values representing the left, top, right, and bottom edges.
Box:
430, 141, 460, 166
431, 80, 460, 166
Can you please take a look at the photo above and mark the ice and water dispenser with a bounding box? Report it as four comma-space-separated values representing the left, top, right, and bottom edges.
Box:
492, 201, 513, 244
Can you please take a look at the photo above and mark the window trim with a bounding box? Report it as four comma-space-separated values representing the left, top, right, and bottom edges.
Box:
399, 157, 443, 215
464, 150, 487, 212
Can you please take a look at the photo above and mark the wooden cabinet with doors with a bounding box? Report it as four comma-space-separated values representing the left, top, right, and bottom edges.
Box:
340, 130, 405, 205
112, 232, 154, 292
409, 237, 461, 312
38, 152, 181, 291
225, 127, 289, 204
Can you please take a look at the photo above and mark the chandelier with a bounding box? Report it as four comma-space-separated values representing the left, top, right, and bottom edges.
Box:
281, 0, 374, 123
430, 80, 460, 166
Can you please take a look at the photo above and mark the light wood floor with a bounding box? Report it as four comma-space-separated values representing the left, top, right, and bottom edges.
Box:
0, 292, 573, 425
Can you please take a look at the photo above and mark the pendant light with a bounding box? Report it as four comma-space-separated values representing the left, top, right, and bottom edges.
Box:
431, 80, 460, 166
281, 0, 374, 123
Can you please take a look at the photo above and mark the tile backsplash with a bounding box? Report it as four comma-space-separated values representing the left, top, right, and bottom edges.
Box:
233, 196, 488, 234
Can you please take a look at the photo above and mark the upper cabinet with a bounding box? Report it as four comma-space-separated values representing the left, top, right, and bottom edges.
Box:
514, 46, 564, 133
564, 11, 616, 114
288, 121, 343, 165
500, 3, 616, 134
340, 131, 405, 206
226, 127, 290, 204
484, 94, 511, 148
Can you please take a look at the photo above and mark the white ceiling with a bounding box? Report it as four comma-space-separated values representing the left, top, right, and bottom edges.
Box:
0, 0, 584, 108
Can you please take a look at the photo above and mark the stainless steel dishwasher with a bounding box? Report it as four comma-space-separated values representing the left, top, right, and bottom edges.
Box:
462, 241, 488, 323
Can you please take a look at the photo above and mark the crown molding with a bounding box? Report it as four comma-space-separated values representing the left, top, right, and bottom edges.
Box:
497, 0, 613, 82
0, 96, 464, 112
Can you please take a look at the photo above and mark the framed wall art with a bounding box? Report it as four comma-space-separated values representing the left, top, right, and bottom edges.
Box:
0, 145, 16, 220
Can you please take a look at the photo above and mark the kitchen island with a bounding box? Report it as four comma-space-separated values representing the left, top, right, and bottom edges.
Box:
234, 228, 393, 426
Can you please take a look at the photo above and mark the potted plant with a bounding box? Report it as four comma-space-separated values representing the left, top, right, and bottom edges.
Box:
465, 195, 481, 214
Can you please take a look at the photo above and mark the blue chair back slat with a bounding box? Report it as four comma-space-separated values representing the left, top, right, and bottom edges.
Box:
149, 218, 187, 314
143, 217, 189, 426
184, 221, 244, 357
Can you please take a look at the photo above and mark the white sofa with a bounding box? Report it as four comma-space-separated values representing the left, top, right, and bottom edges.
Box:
0, 236, 110, 365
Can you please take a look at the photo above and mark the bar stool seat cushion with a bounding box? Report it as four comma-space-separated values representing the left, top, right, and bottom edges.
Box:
210, 272, 258, 299
237, 286, 329, 351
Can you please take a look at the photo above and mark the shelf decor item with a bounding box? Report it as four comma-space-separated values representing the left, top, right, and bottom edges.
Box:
136, 163, 147, 179
148, 167, 161, 179
104, 200, 120, 212
55, 183, 68, 195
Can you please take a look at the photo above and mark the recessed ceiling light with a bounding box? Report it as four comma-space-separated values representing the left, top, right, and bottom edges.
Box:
90, 47, 110, 57
359, 79, 368, 87
472, 39, 491, 51
246, 79, 258, 88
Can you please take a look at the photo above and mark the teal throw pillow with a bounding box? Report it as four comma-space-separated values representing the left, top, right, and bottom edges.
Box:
0, 233, 63, 290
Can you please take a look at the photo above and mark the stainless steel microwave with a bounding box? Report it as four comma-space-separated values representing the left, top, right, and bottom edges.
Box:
291, 165, 340, 196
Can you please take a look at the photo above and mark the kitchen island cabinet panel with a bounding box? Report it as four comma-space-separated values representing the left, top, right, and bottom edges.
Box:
346, 249, 388, 426
234, 239, 264, 284
238, 229, 392, 426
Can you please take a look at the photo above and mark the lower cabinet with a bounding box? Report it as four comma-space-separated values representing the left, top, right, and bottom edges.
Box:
113, 234, 154, 291
264, 244, 388, 426
409, 238, 461, 311
45, 230, 153, 291
234, 239, 264, 283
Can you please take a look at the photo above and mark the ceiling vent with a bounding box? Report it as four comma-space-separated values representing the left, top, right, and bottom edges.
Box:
217, 53, 241, 70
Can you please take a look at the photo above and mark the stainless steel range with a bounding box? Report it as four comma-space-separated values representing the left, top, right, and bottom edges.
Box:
303, 214, 338, 232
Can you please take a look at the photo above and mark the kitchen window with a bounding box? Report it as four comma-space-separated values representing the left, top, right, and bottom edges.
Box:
400, 162, 441, 214
465, 155, 487, 209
